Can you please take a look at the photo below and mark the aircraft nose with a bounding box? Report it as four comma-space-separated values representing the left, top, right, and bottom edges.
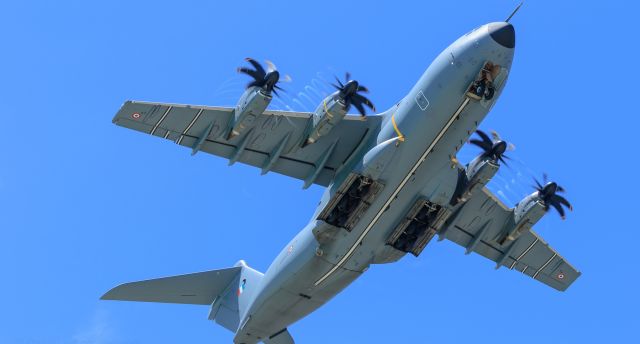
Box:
488, 22, 515, 48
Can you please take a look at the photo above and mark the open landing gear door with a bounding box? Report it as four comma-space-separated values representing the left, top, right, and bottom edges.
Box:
466, 61, 508, 104
317, 173, 383, 232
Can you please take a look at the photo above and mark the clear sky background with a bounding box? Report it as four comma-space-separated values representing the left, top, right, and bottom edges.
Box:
1, 1, 638, 343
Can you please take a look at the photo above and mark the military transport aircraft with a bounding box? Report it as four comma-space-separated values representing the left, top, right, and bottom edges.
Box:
102, 19, 580, 344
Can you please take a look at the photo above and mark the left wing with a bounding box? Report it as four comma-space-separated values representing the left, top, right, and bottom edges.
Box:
439, 187, 580, 291
113, 101, 382, 188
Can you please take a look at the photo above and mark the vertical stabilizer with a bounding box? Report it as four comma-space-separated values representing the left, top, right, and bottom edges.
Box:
208, 260, 264, 333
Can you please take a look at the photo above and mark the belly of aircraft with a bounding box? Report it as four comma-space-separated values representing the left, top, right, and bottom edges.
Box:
239, 34, 514, 340
313, 39, 513, 278
237, 253, 362, 342
242, 102, 492, 341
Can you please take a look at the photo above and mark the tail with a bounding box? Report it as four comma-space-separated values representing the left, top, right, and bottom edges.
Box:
102, 260, 265, 335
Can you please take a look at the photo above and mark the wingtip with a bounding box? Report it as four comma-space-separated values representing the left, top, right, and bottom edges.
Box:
99, 282, 131, 301
100, 289, 115, 301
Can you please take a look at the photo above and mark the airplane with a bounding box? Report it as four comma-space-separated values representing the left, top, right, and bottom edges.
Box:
102, 16, 580, 344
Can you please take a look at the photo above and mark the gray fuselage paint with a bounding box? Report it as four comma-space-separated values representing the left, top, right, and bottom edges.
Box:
233, 23, 514, 344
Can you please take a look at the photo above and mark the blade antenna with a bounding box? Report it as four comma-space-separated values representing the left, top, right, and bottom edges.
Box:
506, 2, 523, 23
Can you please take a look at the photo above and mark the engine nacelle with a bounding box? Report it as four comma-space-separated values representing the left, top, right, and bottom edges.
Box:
305, 94, 347, 145
499, 192, 546, 245
455, 155, 499, 203
228, 87, 272, 139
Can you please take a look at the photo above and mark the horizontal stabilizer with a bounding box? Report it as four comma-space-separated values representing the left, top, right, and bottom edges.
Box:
101, 267, 241, 305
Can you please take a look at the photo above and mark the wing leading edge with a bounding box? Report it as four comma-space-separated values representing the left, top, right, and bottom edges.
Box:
113, 101, 382, 188
440, 187, 580, 291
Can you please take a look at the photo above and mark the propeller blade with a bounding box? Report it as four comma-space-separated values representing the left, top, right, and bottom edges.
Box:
265, 60, 277, 73
244, 58, 266, 78
334, 76, 344, 88
237, 67, 261, 81
557, 185, 566, 193
475, 130, 493, 146
533, 177, 543, 190
357, 85, 370, 93
345, 72, 351, 82
490, 130, 501, 142
247, 80, 263, 89
331, 83, 343, 90
469, 139, 491, 151
543, 173, 549, 184
551, 194, 573, 211
489, 129, 515, 151
352, 100, 366, 117
351, 93, 375, 111
281, 74, 292, 83
498, 156, 509, 167
550, 200, 566, 220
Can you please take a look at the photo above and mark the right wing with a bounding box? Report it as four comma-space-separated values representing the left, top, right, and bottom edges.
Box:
113, 101, 382, 188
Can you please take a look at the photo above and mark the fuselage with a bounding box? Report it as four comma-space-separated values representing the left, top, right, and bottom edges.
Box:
235, 22, 516, 344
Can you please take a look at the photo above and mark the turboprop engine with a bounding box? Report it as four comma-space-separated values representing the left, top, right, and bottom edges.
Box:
227, 58, 289, 139
305, 73, 375, 145
499, 174, 573, 244
452, 130, 513, 204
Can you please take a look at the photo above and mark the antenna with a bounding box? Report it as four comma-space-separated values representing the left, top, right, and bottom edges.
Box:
505, 2, 523, 23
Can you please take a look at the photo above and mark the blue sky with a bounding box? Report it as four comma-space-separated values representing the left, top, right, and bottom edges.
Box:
1, 1, 638, 343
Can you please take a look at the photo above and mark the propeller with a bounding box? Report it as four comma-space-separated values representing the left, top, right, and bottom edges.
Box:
490, 130, 516, 152
331, 72, 375, 116
533, 173, 573, 220
237, 58, 290, 96
469, 129, 514, 165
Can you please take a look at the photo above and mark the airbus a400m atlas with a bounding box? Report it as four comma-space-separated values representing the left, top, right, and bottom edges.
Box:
103, 20, 580, 344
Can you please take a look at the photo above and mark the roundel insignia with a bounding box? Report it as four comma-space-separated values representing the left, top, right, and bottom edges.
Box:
557, 272, 565, 280
131, 112, 141, 120
237, 278, 247, 296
